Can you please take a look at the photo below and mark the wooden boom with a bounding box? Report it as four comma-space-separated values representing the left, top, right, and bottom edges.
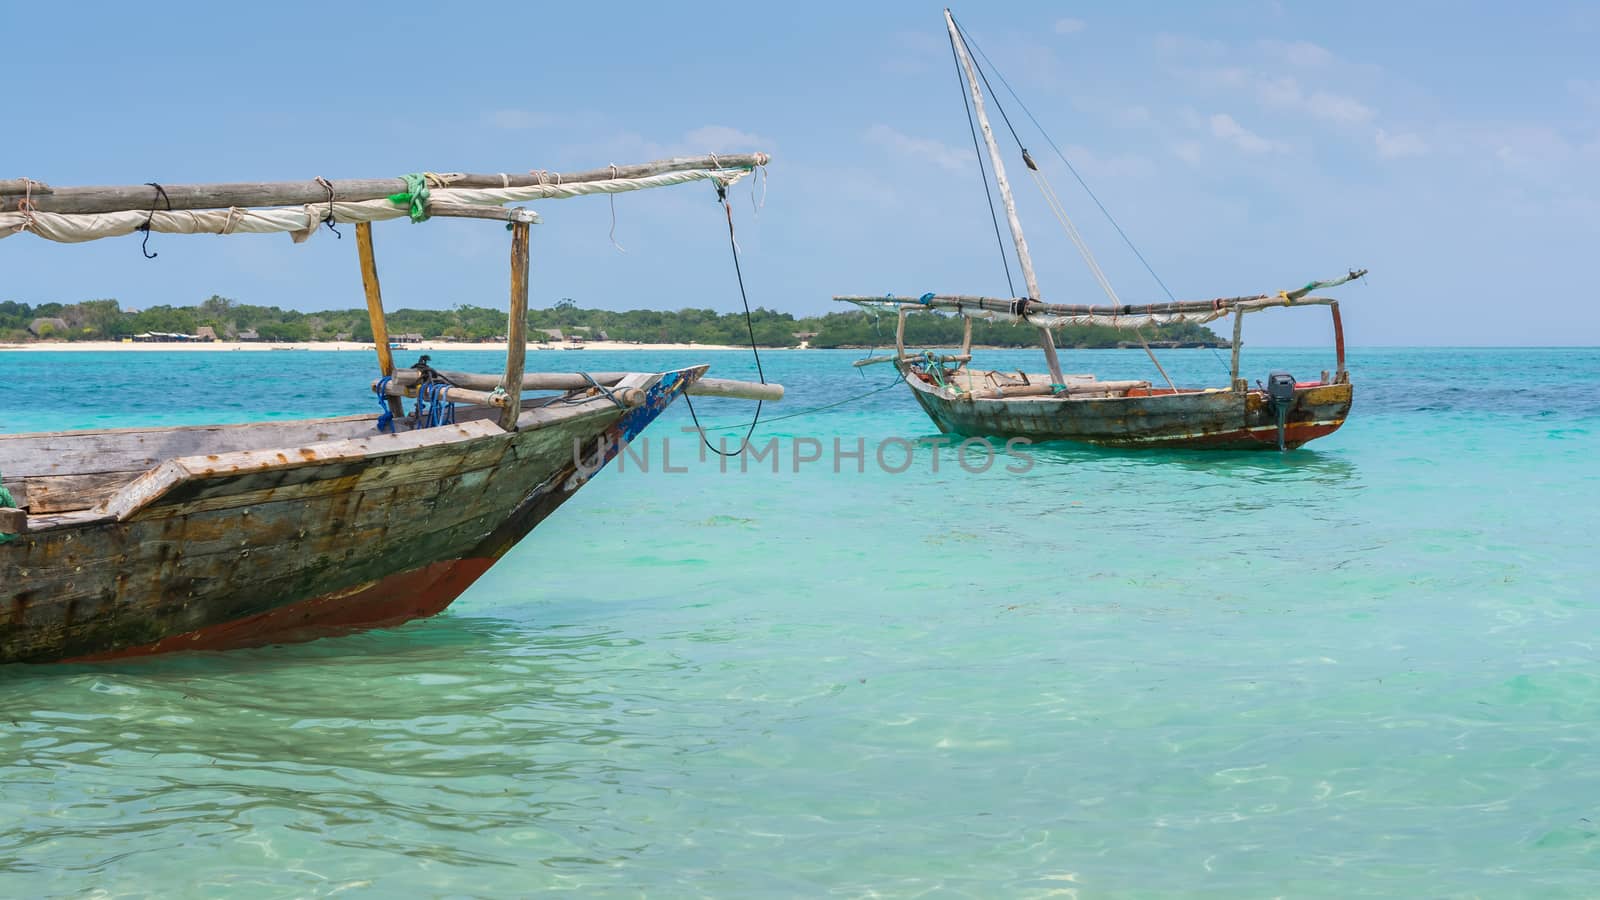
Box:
834, 270, 1367, 322
380, 369, 783, 403
2, 154, 770, 215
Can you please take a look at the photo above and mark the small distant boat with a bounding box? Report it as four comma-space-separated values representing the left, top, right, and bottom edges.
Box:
837, 10, 1362, 451
0, 152, 779, 663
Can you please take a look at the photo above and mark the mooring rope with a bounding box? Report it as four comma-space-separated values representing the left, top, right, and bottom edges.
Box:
681, 180, 767, 457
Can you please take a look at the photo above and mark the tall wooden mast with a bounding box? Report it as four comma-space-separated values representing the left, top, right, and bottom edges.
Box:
945, 8, 1066, 385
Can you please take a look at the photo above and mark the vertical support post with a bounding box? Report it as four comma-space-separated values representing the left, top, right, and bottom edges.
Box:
960, 315, 972, 358
1038, 326, 1066, 387
1330, 300, 1346, 383
1230, 307, 1245, 391
356, 222, 405, 423
499, 212, 534, 431
895, 308, 908, 360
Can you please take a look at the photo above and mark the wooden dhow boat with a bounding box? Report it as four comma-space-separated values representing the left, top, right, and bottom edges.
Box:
0, 153, 780, 663
837, 11, 1363, 451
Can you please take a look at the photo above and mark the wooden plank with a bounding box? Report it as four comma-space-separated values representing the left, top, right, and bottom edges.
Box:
0, 508, 25, 534
500, 220, 531, 431
14, 154, 770, 215
101, 421, 503, 521
0, 415, 379, 479
5, 482, 28, 510
5, 471, 139, 514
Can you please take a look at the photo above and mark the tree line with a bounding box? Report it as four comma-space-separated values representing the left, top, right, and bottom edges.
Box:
0, 296, 1220, 348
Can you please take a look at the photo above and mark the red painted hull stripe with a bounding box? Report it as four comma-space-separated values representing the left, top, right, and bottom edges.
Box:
66, 557, 496, 662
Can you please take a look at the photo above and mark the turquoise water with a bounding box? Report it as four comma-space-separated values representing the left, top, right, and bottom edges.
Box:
2, 346, 1598, 896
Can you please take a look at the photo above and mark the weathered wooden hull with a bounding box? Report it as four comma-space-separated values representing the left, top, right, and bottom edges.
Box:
0, 368, 702, 663
908, 375, 1352, 450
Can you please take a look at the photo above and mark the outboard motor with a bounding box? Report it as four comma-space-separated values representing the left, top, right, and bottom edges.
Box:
1265, 371, 1297, 451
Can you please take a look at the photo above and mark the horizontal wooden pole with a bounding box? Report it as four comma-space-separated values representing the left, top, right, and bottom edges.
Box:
0, 178, 50, 195
426, 202, 540, 224
853, 353, 970, 368
683, 378, 784, 402
834, 288, 1346, 320
389, 368, 782, 402
374, 378, 645, 409
13, 153, 770, 215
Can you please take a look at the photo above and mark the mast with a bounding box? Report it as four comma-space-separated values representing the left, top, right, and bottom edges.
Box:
944, 9, 1066, 386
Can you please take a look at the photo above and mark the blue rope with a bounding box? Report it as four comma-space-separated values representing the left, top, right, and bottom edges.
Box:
414, 382, 456, 429
375, 376, 396, 433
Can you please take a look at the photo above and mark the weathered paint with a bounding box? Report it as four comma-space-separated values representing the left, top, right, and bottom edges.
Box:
906, 369, 1352, 450
0, 367, 705, 664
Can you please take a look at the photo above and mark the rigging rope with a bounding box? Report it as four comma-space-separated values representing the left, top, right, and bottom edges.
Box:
681, 181, 767, 457
951, 14, 1232, 382
951, 14, 1175, 304
947, 22, 1016, 298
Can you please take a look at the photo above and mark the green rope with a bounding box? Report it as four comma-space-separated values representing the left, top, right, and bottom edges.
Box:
922, 350, 964, 394
388, 173, 431, 223
0, 475, 15, 544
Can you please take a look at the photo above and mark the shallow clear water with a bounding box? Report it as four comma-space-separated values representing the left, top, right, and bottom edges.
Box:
2, 346, 1598, 896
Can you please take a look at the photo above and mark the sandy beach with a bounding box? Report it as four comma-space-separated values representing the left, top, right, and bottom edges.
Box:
0, 340, 749, 353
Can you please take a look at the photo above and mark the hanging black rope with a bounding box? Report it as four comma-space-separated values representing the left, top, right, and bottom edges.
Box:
947, 23, 1016, 298
682, 182, 766, 457
317, 176, 342, 239
137, 182, 171, 259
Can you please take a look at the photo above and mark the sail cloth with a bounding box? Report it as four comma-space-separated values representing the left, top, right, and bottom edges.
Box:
0, 168, 751, 244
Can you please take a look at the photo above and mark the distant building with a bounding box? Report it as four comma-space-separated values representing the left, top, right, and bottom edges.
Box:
538, 328, 564, 342
793, 330, 820, 349
393, 332, 425, 344
237, 329, 261, 341
195, 326, 218, 342
28, 317, 68, 337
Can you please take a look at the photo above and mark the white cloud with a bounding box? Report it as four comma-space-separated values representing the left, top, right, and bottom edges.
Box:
1248, 75, 1373, 127
1258, 39, 1336, 67
1118, 105, 1153, 126
1375, 128, 1429, 159
1055, 18, 1086, 35
682, 125, 771, 152
1172, 141, 1204, 165
1209, 113, 1283, 153
1303, 91, 1375, 126
1060, 144, 1152, 178
865, 124, 972, 171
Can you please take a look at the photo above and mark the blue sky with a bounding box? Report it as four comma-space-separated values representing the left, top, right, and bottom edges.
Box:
5, 0, 1597, 345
